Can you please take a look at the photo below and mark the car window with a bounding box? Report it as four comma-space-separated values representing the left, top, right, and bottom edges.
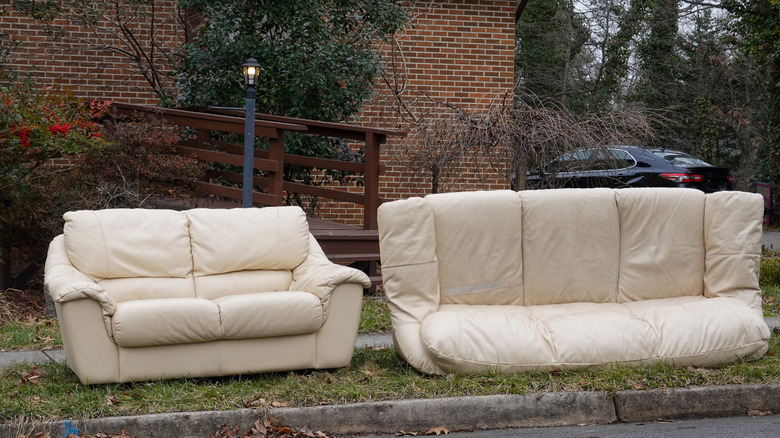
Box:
652, 151, 712, 167
551, 148, 636, 172
590, 149, 636, 170
611, 149, 637, 168
548, 149, 591, 172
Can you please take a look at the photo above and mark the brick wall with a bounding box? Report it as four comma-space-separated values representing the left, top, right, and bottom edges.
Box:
361, 0, 517, 200
0, 1, 184, 103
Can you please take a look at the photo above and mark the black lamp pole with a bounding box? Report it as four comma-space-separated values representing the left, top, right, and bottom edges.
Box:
242, 57, 261, 208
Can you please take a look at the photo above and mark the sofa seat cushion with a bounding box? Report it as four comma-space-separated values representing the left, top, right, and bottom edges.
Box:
420, 297, 770, 372
213, 291, 323, 339
622, 296, 770, 364
111, 292, 323, 348
421, 303, 657, 372
112, 298, 221, 348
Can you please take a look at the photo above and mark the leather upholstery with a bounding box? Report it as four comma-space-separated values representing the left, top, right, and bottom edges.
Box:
378, 188, 770, 374
45, 206, 370, 383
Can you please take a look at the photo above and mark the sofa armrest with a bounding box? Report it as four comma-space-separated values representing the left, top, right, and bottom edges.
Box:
44, 235, 116, 315
291, 236, 370, 319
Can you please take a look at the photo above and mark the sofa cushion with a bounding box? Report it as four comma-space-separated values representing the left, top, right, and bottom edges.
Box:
427, 191, 524, 305
111, 298, 221, 347
703, 191, 764, 312
616, 188, 705, 302
622, 296, 770, 365
185, 207, 310, 275
63, 209, 192, 280
521, 189, 620, 306
214, 291, 323, 339
377, 196, 441, 328
421, 295, 770, 372
194, 270, 293, 300
421, 302, 657, 372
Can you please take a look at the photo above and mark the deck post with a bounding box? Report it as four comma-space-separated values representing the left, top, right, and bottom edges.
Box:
196, 128, 210, 148
364, 133, 382, 230
268, 133, 285, 205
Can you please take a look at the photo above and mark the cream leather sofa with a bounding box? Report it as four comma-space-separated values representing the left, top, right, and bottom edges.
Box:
44, 206, 370, 383
377, 188, 771, 374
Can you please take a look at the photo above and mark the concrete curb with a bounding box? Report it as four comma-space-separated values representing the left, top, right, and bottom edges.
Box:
2, 384, 780, 437
274, 392, 615, 435
615, 383, 780, 422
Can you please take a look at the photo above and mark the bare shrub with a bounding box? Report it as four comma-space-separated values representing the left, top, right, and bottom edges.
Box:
399, 89, 654, 193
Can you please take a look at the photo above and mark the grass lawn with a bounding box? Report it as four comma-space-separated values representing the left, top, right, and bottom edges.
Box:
0, 282, 779, 424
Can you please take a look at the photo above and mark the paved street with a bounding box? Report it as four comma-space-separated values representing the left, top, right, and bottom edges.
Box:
361, 414, 780, 438
763, 231, 780, 251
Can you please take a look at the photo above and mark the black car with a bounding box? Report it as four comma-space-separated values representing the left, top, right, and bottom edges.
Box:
525, 146, 735, 193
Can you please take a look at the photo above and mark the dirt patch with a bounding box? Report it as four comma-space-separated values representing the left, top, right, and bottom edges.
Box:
0, 288, 46, 323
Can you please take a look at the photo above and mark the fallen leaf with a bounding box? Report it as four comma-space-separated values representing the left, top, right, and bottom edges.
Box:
210, 424, 240, 438
106, 395, 122, 406
396, 431, 418, 436
275, 425, 294, 435
243, 397, 267, 408
33, 432, 51, 438
18, 366, 47, 385
246, 420, 265, 437
362, 370, 379, 379
424, 426, 450, 435
270, 400, 290, 408
748, 409, 772, 416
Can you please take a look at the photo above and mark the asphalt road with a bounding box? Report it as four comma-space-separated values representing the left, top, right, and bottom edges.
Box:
763, 231, 780, 251
359, 414, 780, 438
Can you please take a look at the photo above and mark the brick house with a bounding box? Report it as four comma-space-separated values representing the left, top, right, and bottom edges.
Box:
0, 0, 517, 223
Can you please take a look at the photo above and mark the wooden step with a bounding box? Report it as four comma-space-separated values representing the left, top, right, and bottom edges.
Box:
327, 253, 381, 263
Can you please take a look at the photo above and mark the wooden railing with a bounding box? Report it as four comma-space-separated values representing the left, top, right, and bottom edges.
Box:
114, 103, 405, 230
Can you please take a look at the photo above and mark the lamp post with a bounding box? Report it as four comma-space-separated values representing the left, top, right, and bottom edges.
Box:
241, 57, 261, 208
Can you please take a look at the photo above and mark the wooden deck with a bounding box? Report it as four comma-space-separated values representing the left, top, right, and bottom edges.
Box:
115, 104, 402, 289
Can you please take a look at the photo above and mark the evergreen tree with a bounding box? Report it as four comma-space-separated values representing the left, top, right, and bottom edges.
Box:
177, 0, 407, 122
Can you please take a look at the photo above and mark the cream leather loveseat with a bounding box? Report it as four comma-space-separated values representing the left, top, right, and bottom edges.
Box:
44, 206, 370, 383
377, 188, 770, 374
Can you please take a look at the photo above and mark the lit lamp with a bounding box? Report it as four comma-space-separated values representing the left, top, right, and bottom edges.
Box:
241, 57, 261, 207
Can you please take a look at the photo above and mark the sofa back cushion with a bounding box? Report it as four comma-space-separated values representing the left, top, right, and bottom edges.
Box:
427, 191, 524, 305
703, 191, 764, 311
616, 188, 706, 301
521, 189, 620, 306
184, 207, 310, 276
63, 209, 193, 280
